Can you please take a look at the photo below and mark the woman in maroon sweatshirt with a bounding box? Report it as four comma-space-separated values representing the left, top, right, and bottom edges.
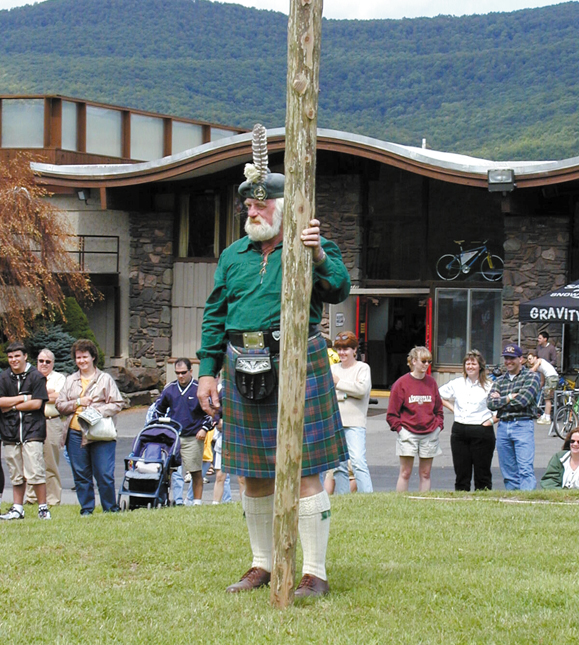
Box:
387, 346, 444, 492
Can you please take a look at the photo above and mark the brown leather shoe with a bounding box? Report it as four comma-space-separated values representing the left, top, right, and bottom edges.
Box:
225, 567, 271, 593
294, 574, 330, 598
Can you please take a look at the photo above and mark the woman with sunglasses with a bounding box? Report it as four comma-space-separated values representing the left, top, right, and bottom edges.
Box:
387, 346, 444, 492
439, 350, 495, 491
540, 428, 579, 489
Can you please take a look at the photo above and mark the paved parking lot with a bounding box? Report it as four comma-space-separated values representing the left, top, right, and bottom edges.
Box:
1, 398, 561, 506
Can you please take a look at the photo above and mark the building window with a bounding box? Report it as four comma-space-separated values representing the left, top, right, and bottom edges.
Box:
1, 98, 44, 148
210, 127, 234, 141
61, 100, 78, 151
172, 121, 203, 154
189, 193, 219, 257
435, 288, 502, 366
131, 114, 164, 161
178, 192, 221, 258
86, 106, 122, 157
177, 188, 242, 259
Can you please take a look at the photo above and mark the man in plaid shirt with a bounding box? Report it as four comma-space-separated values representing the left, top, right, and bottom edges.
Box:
487, 344, 541, 490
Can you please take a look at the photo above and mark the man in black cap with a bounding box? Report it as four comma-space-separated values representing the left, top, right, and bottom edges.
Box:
197, 124, 350, 597
487, 343, 541, 490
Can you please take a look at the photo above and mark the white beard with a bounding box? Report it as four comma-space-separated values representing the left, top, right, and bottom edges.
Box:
245, 201, 283, 242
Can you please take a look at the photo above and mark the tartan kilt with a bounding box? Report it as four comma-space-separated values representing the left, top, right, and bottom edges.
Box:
222, 333, 348, 478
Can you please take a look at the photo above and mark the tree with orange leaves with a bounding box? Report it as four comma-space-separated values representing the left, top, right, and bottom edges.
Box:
0, 155, 93, 339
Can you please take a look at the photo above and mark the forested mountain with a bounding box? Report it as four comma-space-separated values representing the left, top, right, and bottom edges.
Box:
0, 0, 578, 160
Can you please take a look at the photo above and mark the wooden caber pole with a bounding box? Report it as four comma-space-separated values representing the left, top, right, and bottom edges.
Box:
271, 0, 323, 608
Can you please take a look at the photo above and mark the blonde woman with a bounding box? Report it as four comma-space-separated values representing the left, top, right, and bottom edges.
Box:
386, 346, 444, 492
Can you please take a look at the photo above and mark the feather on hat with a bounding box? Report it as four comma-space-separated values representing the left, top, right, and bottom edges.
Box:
238, 124, 285, 200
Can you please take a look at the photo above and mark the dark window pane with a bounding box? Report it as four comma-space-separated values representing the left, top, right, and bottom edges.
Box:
470, 290, 502, 366
188, 194, 216, 258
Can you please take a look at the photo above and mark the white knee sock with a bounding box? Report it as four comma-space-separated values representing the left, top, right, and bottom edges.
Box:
298, 490, 331, 581
242, 493, 274, 573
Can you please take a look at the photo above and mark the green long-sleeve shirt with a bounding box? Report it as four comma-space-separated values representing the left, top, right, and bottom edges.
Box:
196, 235, 351, 377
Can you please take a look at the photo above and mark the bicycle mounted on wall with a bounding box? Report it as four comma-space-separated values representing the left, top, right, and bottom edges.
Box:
436, 240, 504, 282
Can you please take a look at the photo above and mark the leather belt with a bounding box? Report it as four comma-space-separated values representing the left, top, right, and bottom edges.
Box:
228, 326, 319, 354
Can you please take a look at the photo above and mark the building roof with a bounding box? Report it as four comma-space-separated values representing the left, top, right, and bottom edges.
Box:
31, 128, 579, 190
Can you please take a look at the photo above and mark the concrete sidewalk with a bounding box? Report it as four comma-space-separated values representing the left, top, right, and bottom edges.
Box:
0, 400, 562, 507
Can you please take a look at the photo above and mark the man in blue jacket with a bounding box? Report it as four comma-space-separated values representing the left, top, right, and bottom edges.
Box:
156, 358, 214, 505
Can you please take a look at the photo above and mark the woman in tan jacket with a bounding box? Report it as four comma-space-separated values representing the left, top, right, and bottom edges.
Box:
56, 339, 123, 515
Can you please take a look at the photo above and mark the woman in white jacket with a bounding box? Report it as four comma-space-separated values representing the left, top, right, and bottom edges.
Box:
331, 331, 373, 493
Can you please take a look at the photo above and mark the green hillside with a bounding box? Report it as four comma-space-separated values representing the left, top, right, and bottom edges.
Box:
0, 0, 578, 160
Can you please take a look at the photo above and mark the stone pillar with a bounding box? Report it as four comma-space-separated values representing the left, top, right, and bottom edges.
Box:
129, 212, 174, 369
316, 175, 363, 336
317, 175, 363, 284
502, 215, 569, 351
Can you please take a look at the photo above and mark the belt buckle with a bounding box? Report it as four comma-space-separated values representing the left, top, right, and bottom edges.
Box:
243, 331, 265, 350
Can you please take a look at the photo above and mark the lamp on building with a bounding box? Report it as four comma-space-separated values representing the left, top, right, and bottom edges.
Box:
77, 189, 90, 204
487, 169, 516, 193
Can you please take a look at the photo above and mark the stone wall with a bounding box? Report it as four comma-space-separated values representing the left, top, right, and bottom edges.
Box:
128, 212, 174, 370
316, 175, 363, 335
317, 174, 363, 284
502, 215, 569, 352
126, 179, 361, 368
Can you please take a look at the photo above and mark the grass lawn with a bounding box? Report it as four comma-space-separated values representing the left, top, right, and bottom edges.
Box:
1, 491, 578, 644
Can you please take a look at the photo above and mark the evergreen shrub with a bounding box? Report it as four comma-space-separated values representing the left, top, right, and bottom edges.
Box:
54, 297, 105, 368
27, 326, 77, 374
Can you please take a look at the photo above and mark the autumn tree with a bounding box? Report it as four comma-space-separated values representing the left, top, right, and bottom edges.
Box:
0, 155, 94, 340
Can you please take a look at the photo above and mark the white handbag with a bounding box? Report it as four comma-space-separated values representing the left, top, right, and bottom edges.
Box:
78, 406, 117, 441
85, 415, 117, 441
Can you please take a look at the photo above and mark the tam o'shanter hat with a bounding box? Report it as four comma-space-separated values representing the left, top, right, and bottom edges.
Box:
238, 124, 285, 201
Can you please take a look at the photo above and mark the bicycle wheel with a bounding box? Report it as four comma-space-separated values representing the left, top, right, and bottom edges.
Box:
436, 254, 461, 280
480, 255, 504, 281
553, 405, 579, 440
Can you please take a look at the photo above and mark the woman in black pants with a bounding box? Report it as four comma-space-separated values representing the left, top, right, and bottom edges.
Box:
0, 446, 4, 505
439, 350, 496, 490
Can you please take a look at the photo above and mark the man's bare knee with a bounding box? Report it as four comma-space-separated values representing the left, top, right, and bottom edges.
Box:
245, 477, 275, 497
299, 474, 323, 498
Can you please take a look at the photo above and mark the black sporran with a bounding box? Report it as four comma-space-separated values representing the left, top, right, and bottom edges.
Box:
235, 352, 277, 401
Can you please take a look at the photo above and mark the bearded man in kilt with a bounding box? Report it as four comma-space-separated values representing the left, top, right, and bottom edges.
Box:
197, 125, 350, 598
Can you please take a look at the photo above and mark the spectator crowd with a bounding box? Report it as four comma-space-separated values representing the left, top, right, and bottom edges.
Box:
0, 329, 574, 524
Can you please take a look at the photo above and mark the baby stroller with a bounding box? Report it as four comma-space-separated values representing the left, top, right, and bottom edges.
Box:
118, 417, 181, 510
